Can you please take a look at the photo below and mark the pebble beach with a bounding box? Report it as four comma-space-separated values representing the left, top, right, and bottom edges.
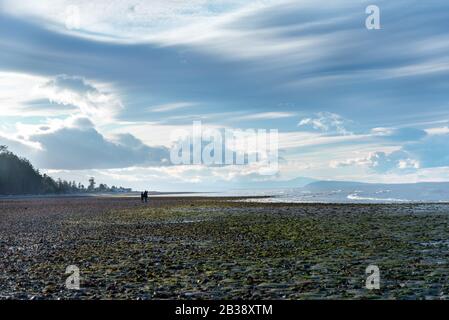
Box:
1, 196, 448, 300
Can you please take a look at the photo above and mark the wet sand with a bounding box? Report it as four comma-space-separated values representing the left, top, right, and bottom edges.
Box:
1, 196, 448, 299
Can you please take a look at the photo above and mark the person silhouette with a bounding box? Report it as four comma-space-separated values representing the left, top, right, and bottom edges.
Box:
140, 192, 144, 203
144, 190, 148, 203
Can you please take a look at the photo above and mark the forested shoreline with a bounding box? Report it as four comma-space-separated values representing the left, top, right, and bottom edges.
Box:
0, 145, 131, 195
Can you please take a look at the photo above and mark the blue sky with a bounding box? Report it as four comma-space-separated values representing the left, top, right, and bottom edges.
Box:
1, 0, 449, 191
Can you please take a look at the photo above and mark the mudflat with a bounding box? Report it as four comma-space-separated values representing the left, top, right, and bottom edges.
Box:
1, 197, 448, 299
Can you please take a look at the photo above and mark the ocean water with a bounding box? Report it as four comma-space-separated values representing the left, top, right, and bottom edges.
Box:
234, 188, 417, 203
238, 188, 449, 203
162, 187, 449, 203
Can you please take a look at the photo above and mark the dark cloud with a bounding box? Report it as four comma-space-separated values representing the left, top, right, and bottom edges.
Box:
367, 150, 412, 173
403, 134, 449, 168
33, 128, 169, 169
1, 119, 170, 170
369, 132, 449, 172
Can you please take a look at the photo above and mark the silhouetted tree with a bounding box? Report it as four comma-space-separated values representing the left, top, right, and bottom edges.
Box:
88, 177, 96, 192
0, 146, 131, 195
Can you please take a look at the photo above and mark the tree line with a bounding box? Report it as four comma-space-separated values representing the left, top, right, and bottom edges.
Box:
0, 145, 131, 195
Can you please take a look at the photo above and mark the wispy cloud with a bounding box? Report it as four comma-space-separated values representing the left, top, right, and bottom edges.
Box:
148, 102, 195, 112
235, 111, 296, 121
1, 0, 270, 42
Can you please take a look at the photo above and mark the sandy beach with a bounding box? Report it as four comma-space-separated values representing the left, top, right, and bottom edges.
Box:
1, 196, 448, 300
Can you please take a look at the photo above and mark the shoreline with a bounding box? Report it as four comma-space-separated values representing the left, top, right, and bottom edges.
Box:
0, 192, 216, 200
1, 193, 449, 205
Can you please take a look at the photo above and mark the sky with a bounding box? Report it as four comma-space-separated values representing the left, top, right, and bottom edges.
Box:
1, 0, 449, 191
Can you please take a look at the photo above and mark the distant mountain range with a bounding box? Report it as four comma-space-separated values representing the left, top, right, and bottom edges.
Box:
231, 177, 449, 194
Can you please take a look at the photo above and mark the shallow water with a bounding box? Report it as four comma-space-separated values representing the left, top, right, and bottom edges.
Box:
170, 188, 449, 204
